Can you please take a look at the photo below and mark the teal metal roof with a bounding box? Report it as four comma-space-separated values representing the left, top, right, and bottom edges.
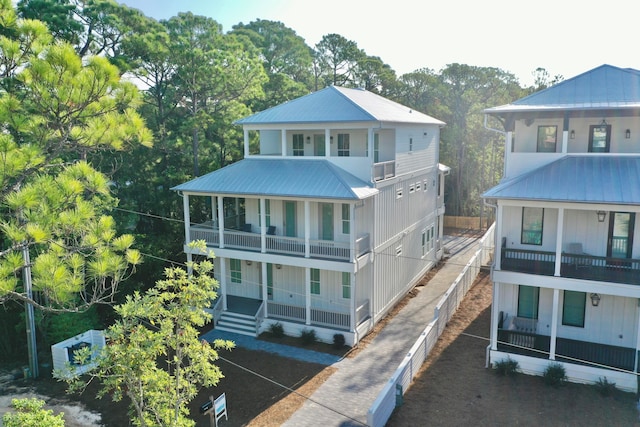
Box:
235, 86, 445, 125
485, 65, 640, 114
171, 158, 378, 200
482, 155, 640, 204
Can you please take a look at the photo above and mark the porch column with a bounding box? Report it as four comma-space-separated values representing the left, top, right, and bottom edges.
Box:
634, 302, 640, 374
325, 128, 331, 157
495, 204, 503, 270
561, 113, 569, 154
549, 288, 560, 360
350, 203, 356, 262
350, 272, 356, 331
261, 262, 268, 318
490, 282, 500, 351
281, 128, 287, 156
220, 257, 228, 310
368, 128, 374, 181
304, 201, 310, 258
305, 267, 311, 325
211, 196, 217, 228
243, 129, 250, 157
260, 198, 266, 253
186, 253, 193, 275
554, 208, 564, 276
217, 196, 225, 248
183, 194, 191, 245
504, 131, 512, 176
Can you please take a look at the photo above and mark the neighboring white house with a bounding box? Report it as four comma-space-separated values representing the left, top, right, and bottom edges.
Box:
483, 64, 640, 392
172, 86, 448, 346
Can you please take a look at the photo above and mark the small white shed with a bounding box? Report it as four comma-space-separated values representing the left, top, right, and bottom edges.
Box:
51, 329, 105, 378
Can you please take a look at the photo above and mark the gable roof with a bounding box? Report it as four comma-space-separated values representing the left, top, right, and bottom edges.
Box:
482, 155, 640, 205
171, 158, 378, 200
485, 64, 640, 114
235, 86, 445, 126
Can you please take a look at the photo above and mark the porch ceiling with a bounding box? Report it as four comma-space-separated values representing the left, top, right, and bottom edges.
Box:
171, 158, 378, 200
482, 155, 640, 205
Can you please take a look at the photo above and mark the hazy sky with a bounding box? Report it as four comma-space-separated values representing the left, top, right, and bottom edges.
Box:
119, 0, 636, 86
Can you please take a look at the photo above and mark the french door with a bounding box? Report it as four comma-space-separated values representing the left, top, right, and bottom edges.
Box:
607, 212, 635, 263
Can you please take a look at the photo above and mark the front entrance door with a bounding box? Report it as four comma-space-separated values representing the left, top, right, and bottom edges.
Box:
607, 212, 635, 262
313, 134, 325, 156
284, 201, 297, 237
320, 203, 334, 241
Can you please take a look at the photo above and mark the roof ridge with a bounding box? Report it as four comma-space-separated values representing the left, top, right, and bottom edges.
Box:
330, 86, 377, 121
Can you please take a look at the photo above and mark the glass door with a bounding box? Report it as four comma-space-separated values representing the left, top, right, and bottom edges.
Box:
588, 124, 611, 153
320, 203, 334, 241
607, 212, 635, 264
284, 201, 296, 237
313, 134, 325, 156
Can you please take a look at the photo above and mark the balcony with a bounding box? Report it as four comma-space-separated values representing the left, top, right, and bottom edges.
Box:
500, 248, 640, 285
373, 160, 395, 181
497, 328, 637, 372
190, 224, 371, 262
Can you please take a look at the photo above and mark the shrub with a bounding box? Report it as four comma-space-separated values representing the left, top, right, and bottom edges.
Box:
594, 376, 617, 396
333, 333, 346, 349
269, 322, 284, 338
299, 328, 317, 346
543, 363, 567, 387
493, 357, 519, 376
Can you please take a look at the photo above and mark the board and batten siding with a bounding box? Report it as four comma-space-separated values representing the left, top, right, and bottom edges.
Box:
394, 125, 439, 177
497, 283, 639, 348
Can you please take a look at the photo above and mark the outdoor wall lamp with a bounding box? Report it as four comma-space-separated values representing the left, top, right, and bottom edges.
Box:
306, 136, 311, 144
626, 129, 631, 139
590, 293, 601, 307
570, 130, 575, 139
246, 260, 252, 266
275, 264, 282, 269
596, 210, 607, 222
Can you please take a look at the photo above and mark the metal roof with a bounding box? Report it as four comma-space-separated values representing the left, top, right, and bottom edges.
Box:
482, 155, 640, 205
485, 65, 640, 115
171, 158, 379, 200
235, 86, 445, 126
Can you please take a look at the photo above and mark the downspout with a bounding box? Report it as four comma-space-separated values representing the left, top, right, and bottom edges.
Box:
483, 198, 498, 368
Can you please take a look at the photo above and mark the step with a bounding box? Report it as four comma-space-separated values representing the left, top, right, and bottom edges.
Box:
215, 325, 257, 337
216, 312, 258, 337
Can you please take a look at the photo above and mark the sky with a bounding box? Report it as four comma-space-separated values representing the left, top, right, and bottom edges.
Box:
119, 0, 636, 87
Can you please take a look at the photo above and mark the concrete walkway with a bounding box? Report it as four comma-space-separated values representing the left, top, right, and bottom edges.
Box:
203, 234, 483, 426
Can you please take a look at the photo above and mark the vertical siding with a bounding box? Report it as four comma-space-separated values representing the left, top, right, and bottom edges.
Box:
394, 124, 438, 176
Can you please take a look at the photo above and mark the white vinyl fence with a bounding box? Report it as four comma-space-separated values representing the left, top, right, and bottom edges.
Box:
367, 224, 495, 427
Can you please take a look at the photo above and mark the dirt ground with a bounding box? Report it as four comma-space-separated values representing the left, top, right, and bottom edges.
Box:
3, 245, 640, 426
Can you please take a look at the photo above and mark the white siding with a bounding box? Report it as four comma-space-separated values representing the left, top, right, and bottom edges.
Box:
394, 125, 438, 176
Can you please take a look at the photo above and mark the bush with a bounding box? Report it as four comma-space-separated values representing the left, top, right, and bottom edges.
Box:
543, 363, 567, 387
493, 357, 519, 376
594, 376, 617, 396
333, 333, 345, 349
299, 328, 317, 346
269, 322, 284, 338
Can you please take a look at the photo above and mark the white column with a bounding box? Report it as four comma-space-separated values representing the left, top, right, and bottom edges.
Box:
490, 282, 500, 351
554, 208, 564, 276
549, 288, 559, 360
634, 302, 640, 374
281, 129, 287, 156
261, 262, 268, 316
217, 196, 225, 248
305, 267, 311, 325
350, 272, 356, 331
350, 203, 356, 262
325, 128, 331, 157
211, 196, 217, 228
183, 194, 191, 245
304, 201, 310, 258
504, 131, 513, 176
244, 129, 250, 157
495, 204, 503, 270
368, 128, 375, 182
561, 130, 569, 154
260, 198, 266, 253
220, 258, 228, 310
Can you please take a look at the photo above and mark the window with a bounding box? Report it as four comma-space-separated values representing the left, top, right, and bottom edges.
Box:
310, 268, 320, 294
230, 258, 242, 283
521, 207, 543, 245
396, 188, 403, 199
293, 134, 304, 156
562, 291, 586, 327
337, 134, 350, 156
536, 125, 557, 152
258, 199, 271, 227
409, 137, 413, 152
342, 272, 351, 299
396, 245, 402, 257
421, 230, 426, 257
341, 204, 350, 234
517, 285, 539, 319
409, 184, 415, 194
588, 124, 611, 153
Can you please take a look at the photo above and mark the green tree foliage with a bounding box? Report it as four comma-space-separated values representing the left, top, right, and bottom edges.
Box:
71, 242, 234, 427
0, 1, 152, 312
314, 33, 364, 89
2, 398, 65, 427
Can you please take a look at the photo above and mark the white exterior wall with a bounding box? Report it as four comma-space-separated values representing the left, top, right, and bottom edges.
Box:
394, 124, 438, 176
259, 130, 281, 155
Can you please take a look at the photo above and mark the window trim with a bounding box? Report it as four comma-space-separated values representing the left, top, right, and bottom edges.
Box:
337, 133, 350, 157
310, 268, 320, 295
342, 272, 351, 299
341, 204, 350, 235
588, 124, 611, 153
517, 285, 539, 319
230, 258, 242, 284
562, 290, 586, 327
521, 207, 544, 245
536, 125, 557, 153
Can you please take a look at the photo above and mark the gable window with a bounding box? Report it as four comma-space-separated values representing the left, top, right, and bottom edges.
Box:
537, 125, 557, 152
310, 268, 320, 294
230, 258, 242, 283
562, 290, 586, 327
293, 134, 304, 156
342, 272, 351, 299
588, 124, 611, 153
337, 134, 350, 156
341, 204, 350, 234
517, 285, 539, 319
521, 207, 543, 245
